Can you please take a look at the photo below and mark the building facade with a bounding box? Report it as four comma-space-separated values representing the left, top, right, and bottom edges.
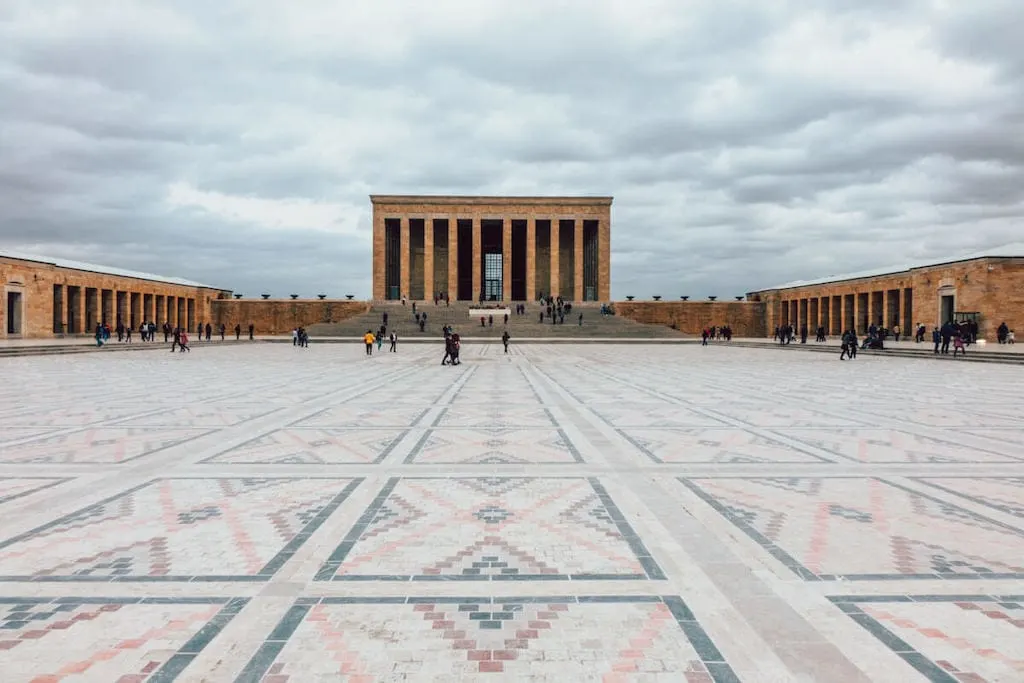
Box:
371, 195, 612, 302
2, 252, 227, 339
748, 245, 1024, 340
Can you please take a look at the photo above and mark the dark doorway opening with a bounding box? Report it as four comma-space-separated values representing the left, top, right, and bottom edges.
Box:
457, 220, 473, 301
6, 292, 23, 335
409, 219, 425, 301
384, 218, 400, 300
536, 221, 551, 299
511, 219, 527, 301
432, 220, 449, 299
583, 220, 599, 301
480, 219, 504, 301
940, 294, 955, 324
53, 285, 64, 334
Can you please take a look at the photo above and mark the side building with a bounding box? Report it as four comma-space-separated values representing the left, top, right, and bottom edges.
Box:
748, 244, 1024, 340
2, 251, 229, 339
371, 195, 612, 303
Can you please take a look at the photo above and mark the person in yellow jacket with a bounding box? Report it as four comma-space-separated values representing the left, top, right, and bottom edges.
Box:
363, 330, 375, 356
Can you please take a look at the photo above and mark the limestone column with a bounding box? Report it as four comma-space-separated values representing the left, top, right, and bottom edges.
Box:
424, 219, 434, 302
573, 219, 583, 301
399, 217, 410, 301
550, 218, 560, 297
502, 219, 512, 302
598, 212, 611, 301
526, 218, 537, 302
471, 217, 482, 302
448, 217, 458, 300
372, 211, 386, 300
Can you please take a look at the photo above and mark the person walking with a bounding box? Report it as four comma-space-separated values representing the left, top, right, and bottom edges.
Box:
179, 329, 190, 352
248, 323, 254, 340
364, 329, 375, 356
932, 327, 941, 354
953, 332, 966, 358
234, 324, 241, 340
171, 326, 181, 352
389, 331, 397, 352
502, 330, 510, 354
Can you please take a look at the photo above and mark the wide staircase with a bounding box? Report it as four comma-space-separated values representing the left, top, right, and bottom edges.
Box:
307, 301, 686, 340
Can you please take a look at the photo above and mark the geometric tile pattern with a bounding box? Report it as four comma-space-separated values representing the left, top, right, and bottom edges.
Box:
114, 406, 280, 427
202, 429, 406, 464
316, 477, 663, 581
622, 428, 829, 464
434, 405, 556, 429
783, 428, 1023, 464
237, 596, 739, 681
681, 477, 1024, 580
0, 597, 246, 682
405, 428, 583, 464
0, 343, 1022, 681
830, 595, 1024, 682
917, 477, 1024, 519
0, 477, 67, 505
0, 478, 360, 581
0, 428, 211, 464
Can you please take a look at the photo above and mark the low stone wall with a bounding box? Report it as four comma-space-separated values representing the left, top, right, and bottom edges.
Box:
614, 301, 766, 337
210, 299, 369, 335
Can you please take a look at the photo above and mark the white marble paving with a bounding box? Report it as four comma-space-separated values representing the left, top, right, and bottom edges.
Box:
0, 343, 1021, 682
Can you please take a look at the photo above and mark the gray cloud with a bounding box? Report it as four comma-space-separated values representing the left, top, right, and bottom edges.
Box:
1, 0, 1023, 299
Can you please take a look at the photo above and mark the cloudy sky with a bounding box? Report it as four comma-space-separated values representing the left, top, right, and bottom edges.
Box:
1, 0, 1022, 298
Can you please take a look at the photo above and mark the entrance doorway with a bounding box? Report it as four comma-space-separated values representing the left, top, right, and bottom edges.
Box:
940, 293, 954, 325
484, 253, 503, 301
6, 292, 23, 335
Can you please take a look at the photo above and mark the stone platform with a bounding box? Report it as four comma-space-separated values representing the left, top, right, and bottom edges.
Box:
0, 344, 1021, 681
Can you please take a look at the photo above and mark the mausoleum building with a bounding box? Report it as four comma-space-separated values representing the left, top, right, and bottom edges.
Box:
371, 195, 612, 303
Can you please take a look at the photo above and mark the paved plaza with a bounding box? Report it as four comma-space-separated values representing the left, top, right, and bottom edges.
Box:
0, 342, 1022, 682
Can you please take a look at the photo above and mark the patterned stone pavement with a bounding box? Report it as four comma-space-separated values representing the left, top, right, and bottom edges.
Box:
0, 343, 1021, 682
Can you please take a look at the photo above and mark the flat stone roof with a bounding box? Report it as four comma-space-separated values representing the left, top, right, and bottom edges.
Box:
370, 194, 613, 206
0, 249, 222, 290
754, 242, 1024, 292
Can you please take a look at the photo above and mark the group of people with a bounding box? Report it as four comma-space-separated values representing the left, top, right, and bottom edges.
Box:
362, 329, 398, 355
291, 327, 311, 347
700, 325, 734, 345
91, 320, 255, 348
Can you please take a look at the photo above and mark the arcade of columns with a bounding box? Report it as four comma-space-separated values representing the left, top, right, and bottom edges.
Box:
371, 196, 612, 303
771, 286, 914, 336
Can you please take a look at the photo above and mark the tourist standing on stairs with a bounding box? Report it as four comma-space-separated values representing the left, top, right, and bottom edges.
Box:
502, 330, 510, 354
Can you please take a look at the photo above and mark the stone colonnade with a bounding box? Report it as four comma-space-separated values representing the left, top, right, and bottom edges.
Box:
776, 287, 913, 336
53, 286, 200, 335
2, 254, 220, 338
371, 195, 612, 302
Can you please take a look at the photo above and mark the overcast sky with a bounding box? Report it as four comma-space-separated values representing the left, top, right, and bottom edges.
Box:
1, 1, 1022, 298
